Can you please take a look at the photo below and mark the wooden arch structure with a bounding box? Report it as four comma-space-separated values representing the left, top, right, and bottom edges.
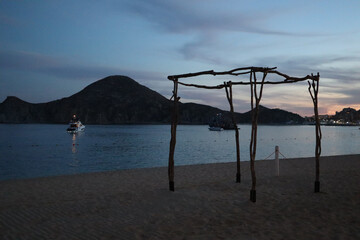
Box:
167, 67, 321, 202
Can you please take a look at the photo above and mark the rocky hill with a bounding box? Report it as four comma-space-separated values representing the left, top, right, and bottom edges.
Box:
240, 105, 304, 124
0, 75, 304, 124
333, 108, 360, 123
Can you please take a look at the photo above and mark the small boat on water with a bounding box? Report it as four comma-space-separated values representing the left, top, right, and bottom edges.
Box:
67, 115, 85, 133
209, 126, 224, 131
208, 113, 239, 131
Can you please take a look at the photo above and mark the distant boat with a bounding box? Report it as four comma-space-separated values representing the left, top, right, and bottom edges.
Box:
208, 113, 238, 131
209, 126, 224, 131
67, 115, 85, 133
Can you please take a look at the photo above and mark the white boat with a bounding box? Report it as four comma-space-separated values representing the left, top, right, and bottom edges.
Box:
208, 126, 223, 131
208, 113, 225, 131
67, 115, 85, 133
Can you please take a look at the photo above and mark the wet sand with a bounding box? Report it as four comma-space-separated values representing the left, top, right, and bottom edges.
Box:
1, 154, 359, 239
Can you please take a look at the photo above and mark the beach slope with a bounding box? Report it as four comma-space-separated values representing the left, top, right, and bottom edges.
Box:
1, 155, 359, 239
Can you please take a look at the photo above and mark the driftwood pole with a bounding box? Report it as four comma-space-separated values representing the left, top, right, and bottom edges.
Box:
224, 81, 241, 183
168, 78, 179, 191
249, 70, 267, 202
308, 73, 322, 192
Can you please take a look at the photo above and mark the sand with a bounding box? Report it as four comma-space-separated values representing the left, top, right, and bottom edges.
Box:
0, 154, 359, 239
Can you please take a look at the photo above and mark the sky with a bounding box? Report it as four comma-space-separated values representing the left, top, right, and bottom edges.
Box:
1, 0, 360, 116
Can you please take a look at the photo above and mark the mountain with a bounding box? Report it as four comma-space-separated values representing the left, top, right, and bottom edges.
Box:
0, 76, 172, 124
0, 75, 304, 124
240, 105, 304, 124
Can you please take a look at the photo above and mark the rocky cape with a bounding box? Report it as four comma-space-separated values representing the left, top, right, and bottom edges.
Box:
0, 75, 304, 124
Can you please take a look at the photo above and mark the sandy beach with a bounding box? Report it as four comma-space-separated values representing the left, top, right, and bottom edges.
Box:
1, 154, 359, 239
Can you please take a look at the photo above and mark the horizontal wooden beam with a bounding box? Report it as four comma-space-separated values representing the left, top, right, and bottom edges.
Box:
177, 77, 319, 90
168, 67, 277, 80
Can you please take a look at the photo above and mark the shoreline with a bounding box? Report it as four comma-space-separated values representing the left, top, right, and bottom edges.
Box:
1, 122, 360, 126
1, 153, 359, 183
1, 154, 359, 239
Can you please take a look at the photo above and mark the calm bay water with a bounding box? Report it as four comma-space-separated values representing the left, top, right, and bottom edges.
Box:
0, 124, 359, 181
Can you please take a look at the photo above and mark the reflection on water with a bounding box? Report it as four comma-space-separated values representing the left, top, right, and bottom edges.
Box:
72, 133, 77, 154
0, 124, 359, 180
70, 132, 83, 168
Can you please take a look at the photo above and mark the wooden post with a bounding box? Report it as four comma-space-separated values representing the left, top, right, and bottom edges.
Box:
308, 73, 322, 193
168, 79, 179, 191
249, 70, 267, 202
224, 82, 241, 183
275, 146, 279, 176
249, 71, 256, 202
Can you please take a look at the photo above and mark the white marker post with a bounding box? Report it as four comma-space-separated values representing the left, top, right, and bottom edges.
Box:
275, 146, 280, 176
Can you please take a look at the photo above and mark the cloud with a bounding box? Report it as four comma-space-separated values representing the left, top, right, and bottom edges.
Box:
253, 54, 360, 83
179, 35, 225, 65
0, 50, 98, 79
254, 55, 360, 114
121, 0, 326, 65
176, 86, 252, 113
323, 88, 360, 106
0, 50, 166, 82
0, 12, 21, 26
0, 50, 58, 71
123, 0, 318, 36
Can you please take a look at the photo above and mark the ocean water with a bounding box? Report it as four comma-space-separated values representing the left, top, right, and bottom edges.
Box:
0, 124, 359, 181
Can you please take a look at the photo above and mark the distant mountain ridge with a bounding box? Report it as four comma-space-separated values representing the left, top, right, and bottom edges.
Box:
0, 75, 304, 124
